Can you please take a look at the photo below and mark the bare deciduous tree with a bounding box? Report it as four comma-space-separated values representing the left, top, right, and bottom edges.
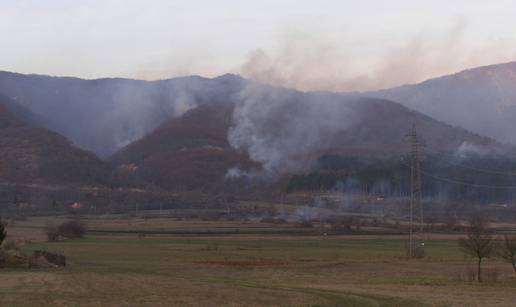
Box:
499, 235, 516, 276
458, 215, 494, 282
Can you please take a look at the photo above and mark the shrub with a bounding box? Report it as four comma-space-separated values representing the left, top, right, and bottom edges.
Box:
46, 221, 86, 241
58, 221, 86, 239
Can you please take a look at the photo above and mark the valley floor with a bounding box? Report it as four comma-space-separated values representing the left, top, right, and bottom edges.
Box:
2, 216, 516, 307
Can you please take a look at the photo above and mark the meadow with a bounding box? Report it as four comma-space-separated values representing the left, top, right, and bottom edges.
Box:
2, 216, 516, 306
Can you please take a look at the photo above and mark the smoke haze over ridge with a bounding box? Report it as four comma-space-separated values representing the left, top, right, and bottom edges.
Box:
240, 22, 516, 92
2, 1, 516, 92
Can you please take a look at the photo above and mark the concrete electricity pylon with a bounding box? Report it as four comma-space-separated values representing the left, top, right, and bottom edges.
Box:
407, 124, 424, 257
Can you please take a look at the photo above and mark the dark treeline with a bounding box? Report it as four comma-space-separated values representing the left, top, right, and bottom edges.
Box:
287, 153, 516, 204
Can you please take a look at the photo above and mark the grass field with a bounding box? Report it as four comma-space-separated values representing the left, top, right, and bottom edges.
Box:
2, 216, 516, 306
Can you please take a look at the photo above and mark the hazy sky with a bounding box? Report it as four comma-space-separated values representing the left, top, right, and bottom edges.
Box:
2, 0, 516, 91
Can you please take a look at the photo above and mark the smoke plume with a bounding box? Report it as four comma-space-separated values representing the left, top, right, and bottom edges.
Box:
228, 83, 360, 175
240, 22, 516, 92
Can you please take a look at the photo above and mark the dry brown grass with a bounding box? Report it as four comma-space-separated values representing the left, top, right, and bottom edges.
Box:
0, 215, 515, 306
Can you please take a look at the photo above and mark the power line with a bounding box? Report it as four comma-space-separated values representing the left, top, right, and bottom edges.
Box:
422, 147, 516, 176
400, 160, 516, 189
419, 168, 516, 189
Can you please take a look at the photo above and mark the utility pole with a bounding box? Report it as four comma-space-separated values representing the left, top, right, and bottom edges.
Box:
407, 124, 424, 257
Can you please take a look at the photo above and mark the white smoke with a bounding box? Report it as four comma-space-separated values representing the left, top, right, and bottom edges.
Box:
228, 83, 360, 175
105, 80, 200, 151
225, 167, 257, 179
455, 141, 489, 158
173, 90, 198, 116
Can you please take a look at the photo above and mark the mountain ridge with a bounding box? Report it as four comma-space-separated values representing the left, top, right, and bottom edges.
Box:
0, 94, 108, 186
367, 60, 516, 146
109, 85, 503, 190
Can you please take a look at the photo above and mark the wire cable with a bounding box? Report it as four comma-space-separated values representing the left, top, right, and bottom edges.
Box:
400, 160, 516, 189
417, 147, 516, 177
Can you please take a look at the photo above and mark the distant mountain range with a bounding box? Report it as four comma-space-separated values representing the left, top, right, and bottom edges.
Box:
369, 61, 516, 146
0, 71, 246, 157
0, 63, 515, 194
111, 84, 499, 190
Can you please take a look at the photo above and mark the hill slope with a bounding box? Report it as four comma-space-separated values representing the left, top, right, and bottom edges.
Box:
112, 83, 500, 190
112, 102, 258, 190
369, 61, 516, 145
0, 71, 245, 157
2, 65, 513, 159
0, 95, 108, 185
229, 84, 501, 173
